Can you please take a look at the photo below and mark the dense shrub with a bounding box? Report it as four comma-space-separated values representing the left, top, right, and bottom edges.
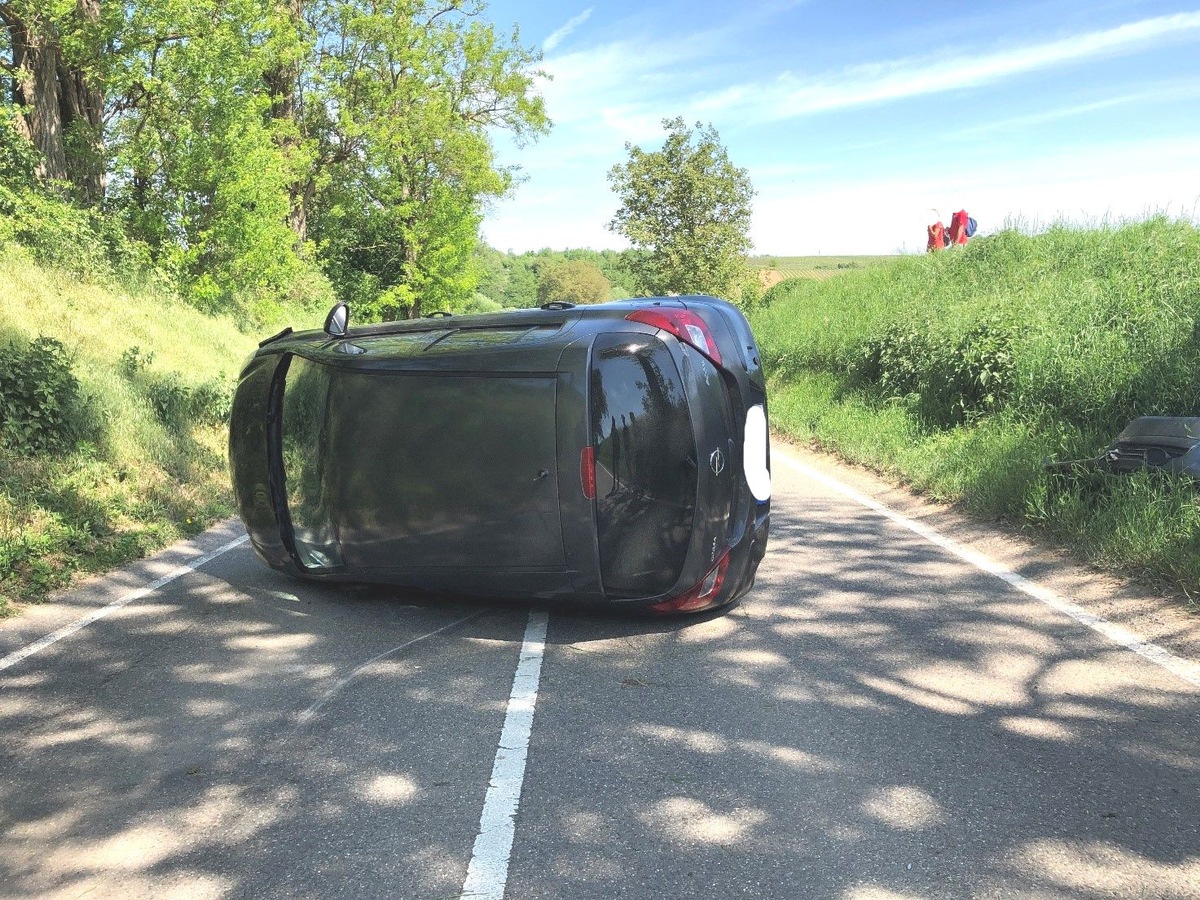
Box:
0, 119, 154, 287
855, 319, 1015, 428
0, 335, 88, 453
130, 367, 233, 429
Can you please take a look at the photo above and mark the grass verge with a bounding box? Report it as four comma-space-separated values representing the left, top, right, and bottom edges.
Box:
753, 218, 1200, 605
0, 248, 258, 617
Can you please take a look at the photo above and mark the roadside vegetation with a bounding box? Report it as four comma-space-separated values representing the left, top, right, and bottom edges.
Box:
0, 245, 257, 617
752, 217, 1200, 601
0, 0, 543, 617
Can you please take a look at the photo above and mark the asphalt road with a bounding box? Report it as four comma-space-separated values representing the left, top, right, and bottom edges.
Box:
1, 448, 1198, 900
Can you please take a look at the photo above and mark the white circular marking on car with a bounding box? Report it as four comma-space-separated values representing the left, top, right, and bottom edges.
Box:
743, 404, 772, 501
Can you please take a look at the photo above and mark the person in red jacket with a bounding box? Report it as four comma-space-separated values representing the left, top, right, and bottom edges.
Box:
948, 209, 970, 245
927, 220, 946, 252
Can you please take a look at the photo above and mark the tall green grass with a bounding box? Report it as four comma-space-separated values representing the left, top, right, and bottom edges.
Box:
753, 217, 1200, 600
0, 248, 259, 616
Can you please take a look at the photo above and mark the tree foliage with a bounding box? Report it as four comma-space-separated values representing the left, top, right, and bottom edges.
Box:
0, 0, 548, 322
536, 259, 609, 306
607, 116, 754, 300
472, 245, 635, 308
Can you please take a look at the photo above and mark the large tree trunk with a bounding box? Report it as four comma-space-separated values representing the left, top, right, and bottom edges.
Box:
2, 1, 105, 199
4, 8, 68, 183
58, 0, 105, 201
265, 0, 309, 245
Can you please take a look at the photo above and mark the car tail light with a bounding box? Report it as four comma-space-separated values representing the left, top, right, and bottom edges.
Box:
625, 309, 722, 365
580, 447, 596, 500
647, 549, 731, 614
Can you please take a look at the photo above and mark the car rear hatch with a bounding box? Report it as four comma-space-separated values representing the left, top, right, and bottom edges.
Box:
586, 332, 737, 601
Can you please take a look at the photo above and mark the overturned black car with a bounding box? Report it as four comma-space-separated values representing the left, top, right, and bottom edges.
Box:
229, 297, 771, 614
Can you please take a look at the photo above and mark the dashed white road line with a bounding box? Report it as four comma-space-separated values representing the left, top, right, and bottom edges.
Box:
0, 534, 250, 674
775, 451, 1200, 689
459, 609, 549, 900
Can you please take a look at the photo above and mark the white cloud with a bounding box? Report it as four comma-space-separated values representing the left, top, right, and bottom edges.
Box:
945, 80, 1200, 141
522, 12, 1200, 156
695, 12, 1200, 123
483, 10, 1200, 254
543, 8, 594, 53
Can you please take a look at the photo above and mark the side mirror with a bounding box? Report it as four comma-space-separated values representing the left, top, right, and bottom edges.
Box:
324, 303, 349, 337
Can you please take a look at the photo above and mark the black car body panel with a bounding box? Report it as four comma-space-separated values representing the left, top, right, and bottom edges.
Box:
229, 296, 771, 612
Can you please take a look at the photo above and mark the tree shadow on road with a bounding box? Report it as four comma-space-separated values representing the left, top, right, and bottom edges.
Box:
1, 502, 1197, 899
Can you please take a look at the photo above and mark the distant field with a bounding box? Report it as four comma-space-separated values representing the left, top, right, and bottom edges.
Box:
749, 255, 898, 288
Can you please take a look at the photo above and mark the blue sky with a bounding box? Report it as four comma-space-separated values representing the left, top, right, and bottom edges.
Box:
478, 0, 1200, 255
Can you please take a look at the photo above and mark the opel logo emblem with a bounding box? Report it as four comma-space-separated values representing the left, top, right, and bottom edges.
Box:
709, 449, 725, 476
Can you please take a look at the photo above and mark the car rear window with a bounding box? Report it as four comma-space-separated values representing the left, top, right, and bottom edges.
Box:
589, 334, 696, 598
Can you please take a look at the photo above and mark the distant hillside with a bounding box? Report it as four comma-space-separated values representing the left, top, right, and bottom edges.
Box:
749, 255, 898, 290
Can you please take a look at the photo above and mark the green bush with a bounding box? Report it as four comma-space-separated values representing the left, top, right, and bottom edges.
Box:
855, 319, 1015, 428
144, 373, 191, 428
119, 345, 155, 377
0, 182, 153, 286
190, 376, 233, 425
139, 370, 233, 429
0, 335, 89, 453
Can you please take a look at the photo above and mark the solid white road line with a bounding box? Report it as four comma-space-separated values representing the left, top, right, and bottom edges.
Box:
459, 609, 550, 900
0, 534, 250, 674
297, 611, 484, 725
775, 451, 1200, 689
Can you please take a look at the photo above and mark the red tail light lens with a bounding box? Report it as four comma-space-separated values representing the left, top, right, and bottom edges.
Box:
580, 447, 596, 500
647, 549, 731, 614
625, 309, 722, 365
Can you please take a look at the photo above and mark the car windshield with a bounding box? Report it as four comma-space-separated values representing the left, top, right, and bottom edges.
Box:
589, 334, 696, 598
280, 356, 341, 570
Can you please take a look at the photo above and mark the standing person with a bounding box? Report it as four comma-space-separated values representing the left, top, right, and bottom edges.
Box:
948, 209, 971, 245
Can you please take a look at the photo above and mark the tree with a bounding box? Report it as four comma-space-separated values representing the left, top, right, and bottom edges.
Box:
0, 0, 548, 321
305, 0, 548, 320
0, 0, 108, 200
536, 259, 609, 305
105, 0, 309, 310
607, 116, 754, 300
